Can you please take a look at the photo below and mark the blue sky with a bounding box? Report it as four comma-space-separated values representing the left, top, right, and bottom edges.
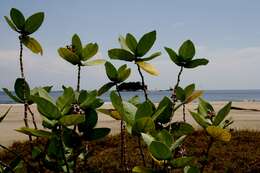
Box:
0, 0, 260, 90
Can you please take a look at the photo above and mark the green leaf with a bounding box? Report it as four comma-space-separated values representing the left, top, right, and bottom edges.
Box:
59, 114, 85, 126
98, 108, 121, 120
118, 67, 131, 82
62, 127, 81, 148
56, 87, 75, 115
184, 84, 195, 98
118, 35, 131, 52
170, 122, 194, 138
2, 88, 23, 103
176, 87, 186, 102
142, 52, 161, 61
16, 127, 51, 138
132, 117, 155, 134
24, 12, 44, 34
14, 78, 30, 101
189, 111, 210, 128
128, 95, 140, 106
126, 33, 138, 53
213, 102, 232, 126
136, 31, 156, 57
82, 43, 98, 61
156, 129, 173, 147
47, 136, 63, 159
21, 36, 43, 55
184, 59, 209, 68
165, 47, 183, 66
154, 97, 172, 123
184, 166, 200, 173
4, 16, 19, 32
149, 141, 171, 160
110, 91, 124, 117
10, 8, 25, 30
32, 146, 42, 159
132, 166, 155, 173
141, 133, 155, 146
98, 82, 115, 96
84, 128, 110, 141
78, 109, 98, 132
122, 101, 137, 125
83, 59, 106, 66
58, 47, 80, 65
151, 105, 167, 121
170, 135, 186, 151
170, 156, 194, 168
72, 34, 82, 55
37, 88, 55, 104
179, 40, 195, 60
0, 106, 11, 122
135, 101, 154, 120
80, 90, 98, 108
105, 62, 118, 81
32, 96, 61, 120
136, 61, 159, 76
198, 97, 214, 116
186, 91, 203, 104
108, 48, 135, 61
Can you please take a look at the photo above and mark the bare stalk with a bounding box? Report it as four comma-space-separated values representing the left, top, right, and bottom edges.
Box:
138, 136, 146, 167
28, 106, 37, 129
59, 126, 70, 173
182, 104, 186, 122
77, 64, 81, 92
136, 64, 148, 101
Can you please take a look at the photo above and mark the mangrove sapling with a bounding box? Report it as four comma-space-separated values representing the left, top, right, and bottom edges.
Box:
108, 30, 161, 167
165, 40, 209, 122
4, 8, 44, 139
189, 98, 233, 172
98, 61, 131, 171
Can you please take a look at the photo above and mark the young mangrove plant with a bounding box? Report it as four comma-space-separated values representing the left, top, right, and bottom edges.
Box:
4, 8, 44, 138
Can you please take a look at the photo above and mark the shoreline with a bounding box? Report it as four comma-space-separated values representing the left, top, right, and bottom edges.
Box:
1, 101, 260, 147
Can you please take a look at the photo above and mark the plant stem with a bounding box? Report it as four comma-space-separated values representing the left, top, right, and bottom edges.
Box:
0, 160, 15, 173
182, 104, 186, 122
116, 84, 128, 172
136, 64, 148, 101
138, 136, 146, 167
77, 64, 81, 92
28, 106, 37, 129
201, 137, 214, 173
59, 126, 70, 173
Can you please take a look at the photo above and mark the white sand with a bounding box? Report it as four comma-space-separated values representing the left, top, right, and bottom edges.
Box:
0, 102, 260, 147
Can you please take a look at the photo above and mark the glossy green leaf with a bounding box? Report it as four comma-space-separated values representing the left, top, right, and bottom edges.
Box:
78, 109, 98, 131
83, 59, 106, 66
213, 102, 232, 126
141, 133, 155, 146
10, 8, 25, 30
24, 12, 44, 34
136, 61, 159, 76
42, 116, 57, 129
98, 82, 115, 96
84, 128, 110, 141
58, 47, 80, 65
126, 33, 137, 53
189, 111, 210, 128
56, 87, 75, 115
14, 78, 30, 101
122, 101, 137, 125
4, 16, 19, 32
156, 129, 173, 147
118, 67, 131, 82
154, 97, 172, 123
89, 98, 104, 109
98, 108, 121, 120
142, 52, 161, 61
132, 166, 155, 173
21, 36, 43, 55
132, 117, 155, 134
37, 88, 55, 104
151, 105, 167, 121
176, 87, 186, 102
62, 127, 81, 148
80, 90, 98, 108
136, 31, 156, 57
82, 43, 98, 60
170, 122, 194, 138
108, 48, 135, 61
135, 101, 154, 120
179, 40, 195, 60
110, 91, 124, 117
170, 156, 194, 168
118, 35, 131, 52
170, 135, 186, 151
47, 136, 63, 159
149, 141, 171, 160
32, 96, 61, 120
165, 47, 184, 66
59, 114, 85, 126
2, 88, 23, 103
0, 106, 11, 122
184, 59, 209, 68
72, 34, 82, 55
105, 62, 118, 81
128, 95, 140, 106
185, 91, 203, 104
16, 127, 51, 138
184, 84, 195, 98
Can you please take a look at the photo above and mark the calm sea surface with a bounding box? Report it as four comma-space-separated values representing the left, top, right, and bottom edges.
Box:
1, 90, 260, 104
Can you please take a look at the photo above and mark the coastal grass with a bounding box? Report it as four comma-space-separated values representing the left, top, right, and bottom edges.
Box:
0, 130, 259, 173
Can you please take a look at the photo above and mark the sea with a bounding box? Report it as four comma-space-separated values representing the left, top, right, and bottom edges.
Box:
1, 90, 260, 104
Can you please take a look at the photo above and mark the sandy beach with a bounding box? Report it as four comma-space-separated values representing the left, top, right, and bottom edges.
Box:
0, 101, 260, 147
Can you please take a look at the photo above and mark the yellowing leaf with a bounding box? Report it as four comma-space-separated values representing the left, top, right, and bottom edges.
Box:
97, 109, 121, 120
136, 61, 159, 76
185, 90, 203, 103
21, 36, 43, 55
206, 126, 231, 142
149, 153, 164, 166
83, 59, 106, 66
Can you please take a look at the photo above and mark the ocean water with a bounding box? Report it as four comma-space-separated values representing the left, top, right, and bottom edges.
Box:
0, 90, 260, 104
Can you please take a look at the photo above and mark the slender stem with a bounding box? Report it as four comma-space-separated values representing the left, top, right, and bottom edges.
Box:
19, 36, 25, 79
28, 106, 37, 129
77, 64, 81, 92
201, 137, 214, 172
0, 160, 15, 173
182, 104, 186, 122
138, 136, 146, 167
136, 64, 148, 101
59, 126, 70, 173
